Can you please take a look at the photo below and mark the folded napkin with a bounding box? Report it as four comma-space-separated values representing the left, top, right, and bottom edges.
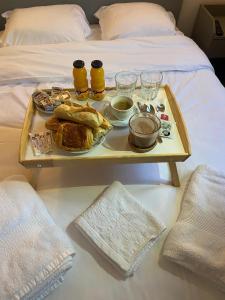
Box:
163, 165, 225, 291
74, 181, 166, 277
0, 175, 75, 300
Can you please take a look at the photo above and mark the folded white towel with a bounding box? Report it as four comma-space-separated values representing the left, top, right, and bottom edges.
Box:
74, 181, 166, 277
0, 175, 75, 300
163, 165, 225, 291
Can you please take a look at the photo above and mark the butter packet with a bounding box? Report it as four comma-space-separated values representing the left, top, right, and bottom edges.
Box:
29, 131, 53, 156
51, 87, 71, 105
33, 88, 71, 112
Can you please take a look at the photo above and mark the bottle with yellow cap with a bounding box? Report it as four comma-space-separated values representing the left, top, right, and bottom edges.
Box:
90, 60, 105, 101
73, 60, 89, 100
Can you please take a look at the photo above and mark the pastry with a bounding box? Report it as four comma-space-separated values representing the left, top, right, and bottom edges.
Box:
101, 117, 111, 130
92, 127, 107, 140
93, 118, 112, 139
55, 122, 94, 151
45, 117, 67, 131
46, 102, 111, 152
54, 104, 104, 129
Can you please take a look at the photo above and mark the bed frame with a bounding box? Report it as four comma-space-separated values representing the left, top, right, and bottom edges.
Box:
0, 0, 182, 31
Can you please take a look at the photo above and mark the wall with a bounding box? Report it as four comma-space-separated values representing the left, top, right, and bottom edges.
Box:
177, 0, 225, 36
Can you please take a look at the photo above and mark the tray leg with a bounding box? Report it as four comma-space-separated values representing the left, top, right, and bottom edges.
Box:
30, 169, 40, 189
169, 162, 180, 187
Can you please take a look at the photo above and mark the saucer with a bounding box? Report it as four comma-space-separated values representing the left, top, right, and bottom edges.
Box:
128, 135, 157, 153
103, 105, 138, 127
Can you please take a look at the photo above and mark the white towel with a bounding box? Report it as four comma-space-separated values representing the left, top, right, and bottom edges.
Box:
0, 175, 75, 300
74, 181, 166, 277
163, 165, 225, 291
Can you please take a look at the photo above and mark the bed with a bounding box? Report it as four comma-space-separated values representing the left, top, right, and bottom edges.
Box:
0, 0, 225, 299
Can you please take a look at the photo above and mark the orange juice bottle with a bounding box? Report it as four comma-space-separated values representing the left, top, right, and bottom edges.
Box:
90, 60, 105, 100
73, 60, 89, 100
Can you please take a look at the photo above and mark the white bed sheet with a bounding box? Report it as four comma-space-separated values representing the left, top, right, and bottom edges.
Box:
0, 34, 225, 299
39, 184, 225, 300
0, 35, 212, 87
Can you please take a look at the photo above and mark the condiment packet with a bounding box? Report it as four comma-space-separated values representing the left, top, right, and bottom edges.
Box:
39, 98, 55, 111
157, 112, 169, 121
29, 131, 53, 156
159, 120, 174, 139
51, 88, 71, 106
33, 90, 53, 111
51, 86, 63, 96
33, 88, 71, 112
32, 90, 50, 103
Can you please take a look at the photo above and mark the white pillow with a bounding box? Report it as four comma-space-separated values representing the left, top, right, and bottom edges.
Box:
1, 4, 91, 46
95, 2, 176, 40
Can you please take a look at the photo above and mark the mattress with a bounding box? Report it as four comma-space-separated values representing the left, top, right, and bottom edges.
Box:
0, 31, 225, 299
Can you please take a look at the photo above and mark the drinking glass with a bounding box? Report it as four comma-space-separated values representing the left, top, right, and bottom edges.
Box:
115, 71, 137, 97
140, 71, 163, 101
129, 112, 161, 148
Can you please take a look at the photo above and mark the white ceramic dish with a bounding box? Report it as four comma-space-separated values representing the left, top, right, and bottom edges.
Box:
110, 95, 135, 120
103, 105, 138, 127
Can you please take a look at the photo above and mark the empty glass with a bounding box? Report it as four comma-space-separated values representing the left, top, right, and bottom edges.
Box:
140, 71, 163, 101
115, 71, 137, 97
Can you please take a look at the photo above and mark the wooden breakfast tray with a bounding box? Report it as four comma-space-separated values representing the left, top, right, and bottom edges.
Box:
19, 85, 191, 186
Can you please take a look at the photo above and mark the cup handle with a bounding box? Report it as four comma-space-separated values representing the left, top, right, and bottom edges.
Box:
133, 105, 139, 113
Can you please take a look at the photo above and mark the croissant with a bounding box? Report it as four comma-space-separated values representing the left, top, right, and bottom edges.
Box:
45, 117, 66, 131
55, 122, 94, 151
101, 117, 111, 130
54, 104, 104, 129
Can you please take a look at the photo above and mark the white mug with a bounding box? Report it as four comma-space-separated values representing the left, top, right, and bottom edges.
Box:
110, 96, 135, 120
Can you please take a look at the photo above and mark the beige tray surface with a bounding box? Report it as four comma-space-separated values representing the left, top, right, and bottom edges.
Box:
19, 85, 191, 168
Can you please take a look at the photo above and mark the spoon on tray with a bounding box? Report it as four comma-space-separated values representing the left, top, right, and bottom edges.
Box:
137, 102, 155, 114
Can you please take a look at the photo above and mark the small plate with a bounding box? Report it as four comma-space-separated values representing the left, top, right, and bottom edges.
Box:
35, 104, 54, 115
103, 105, 138, 127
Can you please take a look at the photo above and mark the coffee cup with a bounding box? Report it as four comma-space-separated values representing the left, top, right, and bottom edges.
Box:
110, 96, 135, 120
129, 112, 161, 148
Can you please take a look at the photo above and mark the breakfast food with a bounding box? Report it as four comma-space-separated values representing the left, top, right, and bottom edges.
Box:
55, 123, 93, 151
45, 117, 67, 131
100, 117, 111, 129
46, 102, 111, 152
54, 104, 104, 129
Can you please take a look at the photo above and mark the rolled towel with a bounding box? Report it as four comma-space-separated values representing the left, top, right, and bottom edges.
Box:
163, 165, 225, 291
0, 175, 75, 300
74, 181, 166, 277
